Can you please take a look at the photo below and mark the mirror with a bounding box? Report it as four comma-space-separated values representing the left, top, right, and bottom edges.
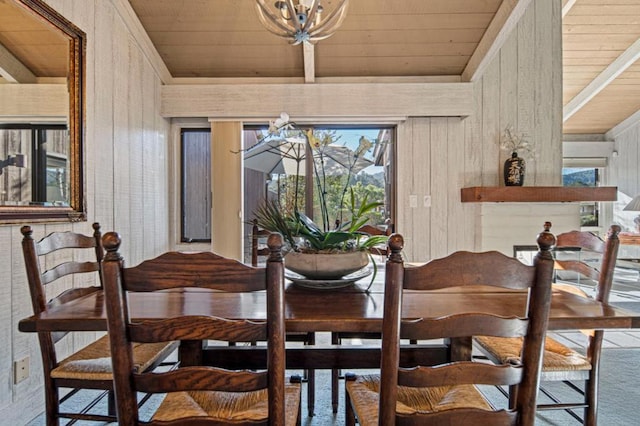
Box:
0, 0, 85, 224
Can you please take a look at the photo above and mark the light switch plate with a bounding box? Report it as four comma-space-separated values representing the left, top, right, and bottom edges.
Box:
14, 356, 29, 384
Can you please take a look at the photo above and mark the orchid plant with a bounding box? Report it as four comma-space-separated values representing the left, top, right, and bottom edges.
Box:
252, 113, 388, 254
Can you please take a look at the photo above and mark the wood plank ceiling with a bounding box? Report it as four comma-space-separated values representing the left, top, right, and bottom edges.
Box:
1, 0, 639, 136
127, 0, 640, 135
562, 0, 640, 134
127, 0, 502, 79
0, 0, 68, 81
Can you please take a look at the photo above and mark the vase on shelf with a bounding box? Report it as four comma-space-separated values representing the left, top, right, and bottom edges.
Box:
504, 152, 525, 186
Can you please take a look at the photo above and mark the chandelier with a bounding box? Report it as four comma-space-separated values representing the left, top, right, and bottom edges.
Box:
255, 0, 349, 45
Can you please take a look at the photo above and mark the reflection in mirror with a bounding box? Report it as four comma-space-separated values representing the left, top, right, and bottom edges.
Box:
0, 0, 85, 223
0, 124, 69, 205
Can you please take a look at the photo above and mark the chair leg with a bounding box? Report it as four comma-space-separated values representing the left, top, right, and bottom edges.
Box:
303, 332, 315, 417
108, 390, 116, 416
584, 377, 597, 426
345, 374, 356, 426
508, 384, 517, 409
331, 332, 340, 413
307, 368, 315, 417
45, 384, 59, 426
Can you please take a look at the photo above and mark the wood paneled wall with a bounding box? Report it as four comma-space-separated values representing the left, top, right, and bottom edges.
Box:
397, 0, 562, 261
0, 0, 171, 422
610, 122, 640, 259
612, 124, 640, 202
0, 0, 563, 422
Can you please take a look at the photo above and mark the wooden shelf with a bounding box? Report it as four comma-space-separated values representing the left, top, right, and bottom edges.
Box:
460, 186, 618, 203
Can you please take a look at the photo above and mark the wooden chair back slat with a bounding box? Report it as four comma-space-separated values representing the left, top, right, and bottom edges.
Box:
555, 230, 606, 253
377, 227, 556, 426
397, 362, 523, 387
22, 223, 103, 316
356, 224, 391, 236
401, 315, 529, 341
357, 224, 392, 257
554, 226, 620, 304
129, 317, 267, 343
35, 231, 100, 255
251, 219, 271, 267
135, 367, 268, 393
123, 251, 266, 292
554, 259, 600, 281
102, 232, 290, 425
48, 286, 102, 309
41, 261, 100, 285
403, 251, 536, 291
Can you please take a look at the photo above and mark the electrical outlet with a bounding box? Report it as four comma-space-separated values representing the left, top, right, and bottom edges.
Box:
14, 356, 29, 384
423, 195, 431, 207
409, 195, 417, 208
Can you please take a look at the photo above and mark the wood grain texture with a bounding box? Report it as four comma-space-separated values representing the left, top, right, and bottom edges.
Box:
534, 0, 561, 186
129, 0, 502, 80
5, 0, 566, 420
462, 0, 532, 82
562, 0, 640, 134
18, 282, 640, 334
161, 83, 474, 118
352, 231, 555, 426
211, 121, 243, 260
0, 84, 67, 117
481, 55, 501, 187
0, 226, 13, 408
2, 0, 172, 421
101, 232, 292, 425
0, 42, 36, 83
90, 0, 114, 230
430, 117, 449, 259
608, 119, 640, 258
460, 186, 618, 203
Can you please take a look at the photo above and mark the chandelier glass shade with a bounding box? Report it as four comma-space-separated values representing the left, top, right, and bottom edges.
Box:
255, 0, 349, 45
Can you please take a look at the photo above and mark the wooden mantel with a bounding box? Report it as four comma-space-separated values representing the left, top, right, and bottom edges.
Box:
461, 186, 618, 203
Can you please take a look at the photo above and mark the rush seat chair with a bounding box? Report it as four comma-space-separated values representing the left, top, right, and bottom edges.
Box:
21, 224, 177, 426
475, 224, 621, 425
101, 231, 301, 425
346, 228, 555, 426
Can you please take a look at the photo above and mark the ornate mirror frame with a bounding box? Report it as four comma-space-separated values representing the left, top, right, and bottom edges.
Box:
0, 0, 85, 224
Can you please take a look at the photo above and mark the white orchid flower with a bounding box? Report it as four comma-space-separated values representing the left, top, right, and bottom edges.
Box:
268, 112, 291, 135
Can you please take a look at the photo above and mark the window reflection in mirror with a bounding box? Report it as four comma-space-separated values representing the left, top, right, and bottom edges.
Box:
0, 0, 85, 223
0, 124, 69, 206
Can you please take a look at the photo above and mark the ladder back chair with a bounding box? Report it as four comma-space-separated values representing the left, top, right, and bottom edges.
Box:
21, 224, 177, 426
346, 228, 556, 426
475, 224, 621, 425
101, 231, 301, 425
251, 219, 316, 417
251, 218, 272, 267
330, 223, 393, 413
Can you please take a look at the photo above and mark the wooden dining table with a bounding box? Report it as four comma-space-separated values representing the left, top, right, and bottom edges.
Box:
18, 279, 640, 369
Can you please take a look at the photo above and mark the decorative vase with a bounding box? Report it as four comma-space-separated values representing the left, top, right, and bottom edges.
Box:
504, 151, 525, 186
285, 251, 369, 280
